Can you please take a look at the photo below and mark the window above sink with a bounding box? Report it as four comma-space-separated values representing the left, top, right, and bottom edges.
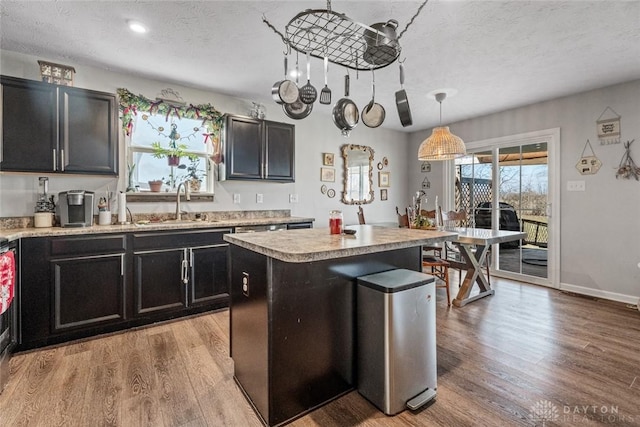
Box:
118, 88, 223, 200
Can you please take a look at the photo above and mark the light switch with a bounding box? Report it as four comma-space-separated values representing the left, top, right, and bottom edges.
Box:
289, 194, 299, 203
256, 193, 263, 203
233, 193, 241, 203
567, 180, 585, 191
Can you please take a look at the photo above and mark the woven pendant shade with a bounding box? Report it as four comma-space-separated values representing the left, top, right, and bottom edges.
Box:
417, 92, 466, 161
418, 126, 466, 160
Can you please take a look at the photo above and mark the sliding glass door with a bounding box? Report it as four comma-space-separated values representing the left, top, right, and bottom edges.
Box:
449, 129, 559, 288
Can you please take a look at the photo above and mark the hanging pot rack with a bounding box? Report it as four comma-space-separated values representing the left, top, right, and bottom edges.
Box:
263, 0, 428, 71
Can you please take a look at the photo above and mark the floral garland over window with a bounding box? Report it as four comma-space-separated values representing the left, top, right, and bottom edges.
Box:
117, 88, 224, 163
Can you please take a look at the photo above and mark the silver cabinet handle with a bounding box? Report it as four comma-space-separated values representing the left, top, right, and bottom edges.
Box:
53, 149, 57, 171
60, 149, 65, 172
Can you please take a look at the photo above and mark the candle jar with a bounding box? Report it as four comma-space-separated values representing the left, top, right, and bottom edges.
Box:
329, 210, 343, 235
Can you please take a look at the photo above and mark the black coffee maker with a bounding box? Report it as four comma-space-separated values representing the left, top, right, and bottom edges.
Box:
58, 190, 94, 227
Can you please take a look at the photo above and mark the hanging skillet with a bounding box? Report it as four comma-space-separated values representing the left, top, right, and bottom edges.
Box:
395, 62, 413, 127
283, 97, 313, 120
271, 50, 299, 105
283, 53, 313, 120
361, 69, 385, 128
332, 73, 359, 136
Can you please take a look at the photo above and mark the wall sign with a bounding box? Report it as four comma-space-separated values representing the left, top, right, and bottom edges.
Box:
597, 106, 621, 145
576, 139, 602, 175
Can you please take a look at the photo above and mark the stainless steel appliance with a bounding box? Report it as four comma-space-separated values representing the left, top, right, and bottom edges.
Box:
58, 190, 94, 227
357, 269, 437, 415
0, 240, 17, 394
234, 224, 287, 233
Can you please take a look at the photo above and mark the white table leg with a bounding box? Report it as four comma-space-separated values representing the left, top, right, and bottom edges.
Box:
452, 244, 494, 307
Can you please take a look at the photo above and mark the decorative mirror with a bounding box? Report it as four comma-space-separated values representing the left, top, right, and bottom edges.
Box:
341, 144, 374, 205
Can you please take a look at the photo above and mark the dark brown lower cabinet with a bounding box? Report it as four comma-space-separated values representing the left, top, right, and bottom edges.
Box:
132, 229, 231, 318
134, 248, 186, 315
17, 227, 231, 351
52, 254, 125, 331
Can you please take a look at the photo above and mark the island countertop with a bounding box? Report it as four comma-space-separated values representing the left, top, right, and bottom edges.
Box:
223, 224, 458, 263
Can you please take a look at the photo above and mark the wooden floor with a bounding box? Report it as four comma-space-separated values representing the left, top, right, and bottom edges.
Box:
2, 277, 640, 426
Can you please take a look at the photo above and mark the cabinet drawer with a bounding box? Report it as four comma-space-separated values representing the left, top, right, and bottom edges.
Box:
50, 234, 126, 257
133, 228, 232, 251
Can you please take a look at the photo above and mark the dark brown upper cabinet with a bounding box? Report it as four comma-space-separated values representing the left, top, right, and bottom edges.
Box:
220, 114, 294, 182
0, 75, 118, 175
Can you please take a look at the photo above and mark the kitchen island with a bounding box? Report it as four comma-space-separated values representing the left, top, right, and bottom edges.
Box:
224, 225, 457, 426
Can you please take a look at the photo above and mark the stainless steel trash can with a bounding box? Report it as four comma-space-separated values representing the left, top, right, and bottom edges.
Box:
357, 269, 437, 415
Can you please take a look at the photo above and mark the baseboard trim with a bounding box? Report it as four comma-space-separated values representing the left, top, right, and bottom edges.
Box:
559, 282, 639, 306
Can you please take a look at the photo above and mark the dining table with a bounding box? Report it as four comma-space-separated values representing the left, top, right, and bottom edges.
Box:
447, 227, 527, 307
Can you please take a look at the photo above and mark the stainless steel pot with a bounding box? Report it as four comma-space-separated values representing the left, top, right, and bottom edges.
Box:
272, 54, 299, 104
361, 69, 385, 128
283, 97, 313, 120
332, 75, 359, 136
363, 19, 399, 66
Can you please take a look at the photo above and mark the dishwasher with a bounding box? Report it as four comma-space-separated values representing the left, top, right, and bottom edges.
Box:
234, 224, 288, 233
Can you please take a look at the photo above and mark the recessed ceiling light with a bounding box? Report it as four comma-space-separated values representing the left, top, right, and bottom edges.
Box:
127, 20, 148, 34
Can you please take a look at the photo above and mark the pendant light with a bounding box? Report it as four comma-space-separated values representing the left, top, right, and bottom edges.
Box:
418, 92, 466, 161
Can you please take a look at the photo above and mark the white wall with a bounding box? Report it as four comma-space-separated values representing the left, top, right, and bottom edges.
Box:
408, 80, 640, 302
0, 50, 411, 227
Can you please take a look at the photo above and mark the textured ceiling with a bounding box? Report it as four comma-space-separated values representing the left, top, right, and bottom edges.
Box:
1, 0, 639, 132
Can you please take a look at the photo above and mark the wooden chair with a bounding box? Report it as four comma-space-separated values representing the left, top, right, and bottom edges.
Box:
395, 207, 408, 227
357, 206, 366, 225
440, 208, 491, 286
418, 208, 450, 305
422, 248, 451, 306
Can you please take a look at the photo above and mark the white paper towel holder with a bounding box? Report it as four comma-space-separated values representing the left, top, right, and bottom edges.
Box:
117, 192, 129, 225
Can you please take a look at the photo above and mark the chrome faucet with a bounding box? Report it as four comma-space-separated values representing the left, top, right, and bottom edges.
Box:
175, 181, 191, 220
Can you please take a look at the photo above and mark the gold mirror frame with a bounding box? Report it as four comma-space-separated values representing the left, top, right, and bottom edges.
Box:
341, 144, 375, 205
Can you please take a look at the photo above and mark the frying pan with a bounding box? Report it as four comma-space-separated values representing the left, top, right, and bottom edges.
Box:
271, 52, 299, 105
361, 69, 385, 128
283, 97, 313, 120
332, 74, 359, 136
283, 54, 312, 120
395, 62, 412, 127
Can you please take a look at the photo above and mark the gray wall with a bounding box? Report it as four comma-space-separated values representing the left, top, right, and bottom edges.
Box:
3, 49, 639, 303
408, 80, 640, 302
0, 50, 411, 228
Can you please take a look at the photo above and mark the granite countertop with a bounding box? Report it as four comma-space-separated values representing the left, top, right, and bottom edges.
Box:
0, 216, 315, 242
224, 224, 458, 263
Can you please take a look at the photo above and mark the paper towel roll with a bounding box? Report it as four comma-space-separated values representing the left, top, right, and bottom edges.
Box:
118, 192, 127, 223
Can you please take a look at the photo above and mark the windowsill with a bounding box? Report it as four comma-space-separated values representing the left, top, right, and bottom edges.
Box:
126, 192, 214, 203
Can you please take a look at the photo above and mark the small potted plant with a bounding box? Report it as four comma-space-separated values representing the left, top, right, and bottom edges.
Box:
181, 157, 206, 192
148, 179, 163, 192
151, 140, 189, 166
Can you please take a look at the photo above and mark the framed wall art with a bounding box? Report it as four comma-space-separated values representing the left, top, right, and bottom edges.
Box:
320, 167, 335, 182
322, 152, 335, 166
378, 171, 390, 187
380, 188, 388, 201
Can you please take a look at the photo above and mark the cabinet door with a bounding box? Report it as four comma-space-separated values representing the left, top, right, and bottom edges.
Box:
189, 244, 229, 307
52, 254, 126, 331
264, 121, 295, 182
225, 115, 263, 180
1, 76, 57, 172
59, 87, 118, 175
133, 249, 186, 315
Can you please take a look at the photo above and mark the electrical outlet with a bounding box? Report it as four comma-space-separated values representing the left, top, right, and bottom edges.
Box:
567, 180, 585, 192
256, 193, 263, 203
242, 272, 250, 297
233, 193, 241, 204
289, 194, 299, 203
